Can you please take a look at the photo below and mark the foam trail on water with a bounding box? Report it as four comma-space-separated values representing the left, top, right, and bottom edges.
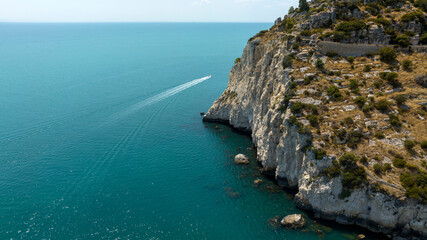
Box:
105, 75, 211, 124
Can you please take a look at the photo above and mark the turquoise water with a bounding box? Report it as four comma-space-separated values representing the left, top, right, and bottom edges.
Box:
0, 23, 384, 239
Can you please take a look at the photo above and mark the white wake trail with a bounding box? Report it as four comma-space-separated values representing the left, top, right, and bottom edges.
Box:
105, 75, 211, 124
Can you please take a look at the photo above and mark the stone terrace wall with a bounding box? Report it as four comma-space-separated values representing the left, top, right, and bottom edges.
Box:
318, 41, 427, 57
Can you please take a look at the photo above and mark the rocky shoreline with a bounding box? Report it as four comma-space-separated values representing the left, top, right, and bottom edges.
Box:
202, 32, 427, 239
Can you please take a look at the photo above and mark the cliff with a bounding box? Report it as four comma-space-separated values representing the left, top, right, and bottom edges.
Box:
204, 0, 427, 239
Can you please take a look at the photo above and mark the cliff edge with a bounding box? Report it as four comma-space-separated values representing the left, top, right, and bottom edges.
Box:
204, 0, 427, 239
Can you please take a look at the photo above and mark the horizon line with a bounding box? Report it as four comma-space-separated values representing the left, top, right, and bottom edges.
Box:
0, 21, 272, 24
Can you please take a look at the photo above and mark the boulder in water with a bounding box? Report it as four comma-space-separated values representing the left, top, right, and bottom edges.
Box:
280, 214, 306, 229
357, 234, 366, 240
254, 179, 263, 185
234, 154, 249, 164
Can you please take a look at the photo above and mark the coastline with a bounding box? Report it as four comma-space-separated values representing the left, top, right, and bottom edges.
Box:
201, 31, 427, 238
203, 119, 391, 239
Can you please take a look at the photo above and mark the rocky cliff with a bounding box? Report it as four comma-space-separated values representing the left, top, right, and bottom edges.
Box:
203, 1, 427, 239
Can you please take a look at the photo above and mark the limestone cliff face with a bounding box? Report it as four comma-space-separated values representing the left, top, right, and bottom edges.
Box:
203, 37, 427, 239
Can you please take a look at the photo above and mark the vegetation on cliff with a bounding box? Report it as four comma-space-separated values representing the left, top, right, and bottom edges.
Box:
254, 0, 427, 202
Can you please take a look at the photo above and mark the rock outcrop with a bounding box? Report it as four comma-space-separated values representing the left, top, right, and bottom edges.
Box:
234, 154, 249, 164
203, 24, 427, 239
280, 214, 306, 229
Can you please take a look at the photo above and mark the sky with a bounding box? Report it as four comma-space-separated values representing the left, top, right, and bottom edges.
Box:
0, 0, 298, 23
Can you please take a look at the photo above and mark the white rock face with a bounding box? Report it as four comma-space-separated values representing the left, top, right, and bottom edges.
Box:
204, 36, 427, 239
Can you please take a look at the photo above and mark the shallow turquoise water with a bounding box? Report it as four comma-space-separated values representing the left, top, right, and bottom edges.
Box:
0, 23, 385, 239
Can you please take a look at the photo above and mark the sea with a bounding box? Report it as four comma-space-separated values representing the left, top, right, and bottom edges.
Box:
0, 23, 385, 239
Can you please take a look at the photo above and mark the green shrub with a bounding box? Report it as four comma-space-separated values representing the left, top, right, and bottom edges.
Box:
375, 132, 385, 139
306, 114, 319, 127
299, 0, 309, 12
307, 104, 318, 115
373, 79, 383, 88
333, 31, 348, 42
283, 55, 293, 68
354, 96, 367, 108
313, 148, 326, 160
339, 153, 359, 169
342, 117, 354, 125
364, 65, 372, 72
383, 72, 400, 88
285, 19, 294, 31
340, 189, 351, 199
374, 163, 383, 175
325, 153, 367, 195
288, 6, 295, 14
394, 94, 407, 105
289, 82, 298, 90
421, 140, 427, 150
395, 34, 410, 48
415, 0, 427, 12
319, 31, 334, 40
300, 30, 312, 36
393, 157, 407, 168
234, 58, 241, 64
389, 113, 402, 127
288, 115, 311, 135
383, 163, 392, 172
405, 31, 416, 37
374, 18, 391, 26
342, 167, 367, 189
366, 52, 375, 58
360, 156, 368, 164
375, 99, 390, 111
278, 91, 295, 113
421, 33, 427, 45
292, 42, 300, 50
303, 77, 312, 85
366, 3, 381, 15
349, 79, 359, 90
337, 128, 347, 141
298, 126, 311, 135
347, 56, 355, 64
401, 11, 425, 22
362, 104, 371, 112
291, 101, 304, 114
288, 115, 299, 125
322, 160, 342, 178
326, 85, 342, 100
315, 59, 325, 69
326, 51, 339, 58
404, 140, 416, 150
347, 131, 363, 148
379, 47, 397, 61
400, 171, 427, 202
338, 154, 367, 189
401, 60, 412, 69
336, 20, 367, 32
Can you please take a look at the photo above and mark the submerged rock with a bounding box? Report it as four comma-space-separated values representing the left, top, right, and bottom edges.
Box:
357, 234, 365, 239
234, 154, 249, 164
268, 215, 281, 226
253, 179, 263, 185
280, 214, 306, 229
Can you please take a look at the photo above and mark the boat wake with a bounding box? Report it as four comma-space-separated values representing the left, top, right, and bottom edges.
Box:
104, 75, 211, 124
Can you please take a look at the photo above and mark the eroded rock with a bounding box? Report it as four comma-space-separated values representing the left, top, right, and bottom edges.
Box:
234, 154, 249, 164
280, 214, 306, 229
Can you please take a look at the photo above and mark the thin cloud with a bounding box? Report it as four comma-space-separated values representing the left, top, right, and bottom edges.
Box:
192, 0, 212, 5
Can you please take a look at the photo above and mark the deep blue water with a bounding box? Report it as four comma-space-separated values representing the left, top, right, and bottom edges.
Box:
0, 23, 380, 239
